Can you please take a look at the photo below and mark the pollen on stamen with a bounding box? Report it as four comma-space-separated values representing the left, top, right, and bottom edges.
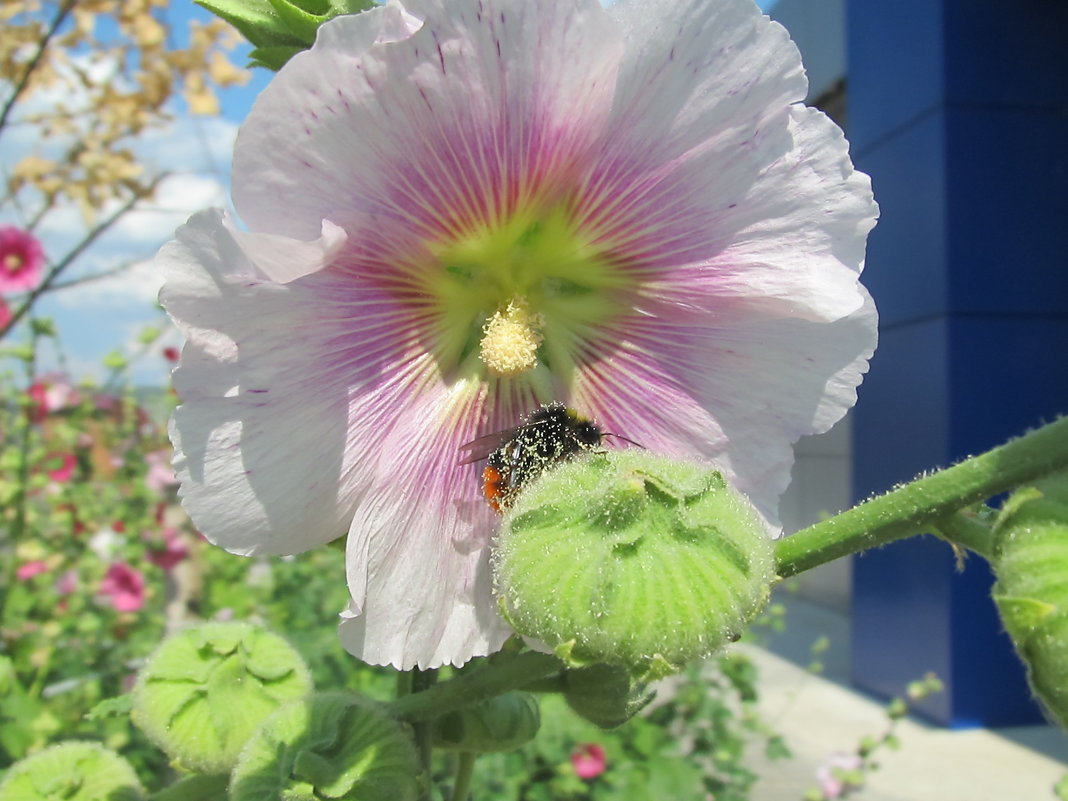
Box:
479, 299, 544, 376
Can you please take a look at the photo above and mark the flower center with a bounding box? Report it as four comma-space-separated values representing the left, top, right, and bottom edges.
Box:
3, 253, 25, 274
424, 204, 632, 379
479, 298, 544, 376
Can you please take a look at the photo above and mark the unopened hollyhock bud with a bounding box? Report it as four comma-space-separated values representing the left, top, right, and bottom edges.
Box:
0, 741, 143, 800
494, 450, 775, 677
432, 691, 540, 753
991, 470, 1068, 727
132, 622, 312, 774
562, 663, 652, 729
230, 691, 421, 801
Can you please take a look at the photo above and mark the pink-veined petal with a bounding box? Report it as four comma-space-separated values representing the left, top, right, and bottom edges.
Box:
232, 0, 623, 245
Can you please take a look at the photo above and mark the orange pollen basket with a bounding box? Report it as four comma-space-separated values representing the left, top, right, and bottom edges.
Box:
481, 465, 505, 512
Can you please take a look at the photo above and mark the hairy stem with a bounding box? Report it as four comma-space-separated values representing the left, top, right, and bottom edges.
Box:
776, 416, 1068, 577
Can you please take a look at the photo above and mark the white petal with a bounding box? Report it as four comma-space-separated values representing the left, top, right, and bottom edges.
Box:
160, 210, 379, 555
337, 378, 515, 670
229, 219, 347, 284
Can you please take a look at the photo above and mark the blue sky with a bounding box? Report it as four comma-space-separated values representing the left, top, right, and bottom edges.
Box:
2, 0, 778, 386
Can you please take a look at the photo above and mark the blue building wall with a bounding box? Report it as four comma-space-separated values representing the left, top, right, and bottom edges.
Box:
847, 0, 1068, 726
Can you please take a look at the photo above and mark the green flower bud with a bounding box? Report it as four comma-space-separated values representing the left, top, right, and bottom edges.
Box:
230, 692, 421, 801
562, 663, 653, 729
494, 450, 775, 677
992, 470, 1068, 727
132, 622, 312, 774
0, 741, 143, 801
195, 0, 375, 69
432, 691, 540, 753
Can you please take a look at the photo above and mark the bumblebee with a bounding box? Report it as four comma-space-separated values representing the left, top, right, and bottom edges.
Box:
462, 403, 633, 512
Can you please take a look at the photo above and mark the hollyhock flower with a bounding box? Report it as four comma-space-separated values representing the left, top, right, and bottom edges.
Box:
17, 561, 49, 581
43, 451, 77, 483
56, 569, 79, 596
571, 743, 607, 780
99, 562, 146, 613
815, 751, 864, 799
0, 226, 45, 293
144, 450, 178, 493
27, 373, 78, 422
88, 527, 124, 560
145, 527, 189, 571
160, 0, 877, 670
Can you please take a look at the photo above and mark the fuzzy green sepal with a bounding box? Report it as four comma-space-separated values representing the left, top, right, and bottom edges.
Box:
0, 741, 143, 801
229, 691, 422, 801
131, 622, 312, 774
494, 450, 775, 676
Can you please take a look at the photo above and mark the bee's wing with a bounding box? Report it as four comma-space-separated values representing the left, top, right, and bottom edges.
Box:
458, 428, 514, 465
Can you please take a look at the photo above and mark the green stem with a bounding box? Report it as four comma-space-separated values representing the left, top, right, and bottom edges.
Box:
408, 669, 437, 801
388, 652, 561, 723
1, 327, 39, 625
776, 416, 1068, 577
933, 510, 995, 560
449, 752, 476, 801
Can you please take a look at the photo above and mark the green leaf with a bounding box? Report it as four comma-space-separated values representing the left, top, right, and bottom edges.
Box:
85, 693, 134, 721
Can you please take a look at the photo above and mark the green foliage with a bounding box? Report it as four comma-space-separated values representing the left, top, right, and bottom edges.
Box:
470, 653, 787, 801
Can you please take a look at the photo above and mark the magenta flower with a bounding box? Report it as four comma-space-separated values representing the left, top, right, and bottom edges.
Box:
145, 526, 188, 571
99, 562, 146, 613
571, 743, 608, 780
17, 561, 49, 581
43, 451, 77, 483
0, 226, 45, 293
27, 373, 78, 422
160, 0, 877, 669
0, 296, 11, 330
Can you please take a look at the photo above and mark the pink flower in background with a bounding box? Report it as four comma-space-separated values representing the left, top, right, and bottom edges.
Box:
160, 0, 877, 670
0, 296, 11, 329
17, 561, 49, 581
145, 527, 188, 571
99, 562, 146, 612
27, 373, 78, 422
571, 744, 607, 780
56, 569, 79, 595
43, 451, 77, 483
0, 226, 45, 293
144, 450, 178, 493
816, 751, 864, 799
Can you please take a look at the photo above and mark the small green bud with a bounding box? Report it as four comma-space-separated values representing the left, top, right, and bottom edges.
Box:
30, 318, 56, 338
562, 663, 653, 729
0, 741, 143, 801
991, 470, 1068, 727
494, 450, 775, 677
230, 692, 422, 801
432, 691, 540, 753
131, 622, 312, 774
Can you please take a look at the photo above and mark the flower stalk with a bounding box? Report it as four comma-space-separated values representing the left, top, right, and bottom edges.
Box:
775, 416, 1068, 577
387, 652, 561, 724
